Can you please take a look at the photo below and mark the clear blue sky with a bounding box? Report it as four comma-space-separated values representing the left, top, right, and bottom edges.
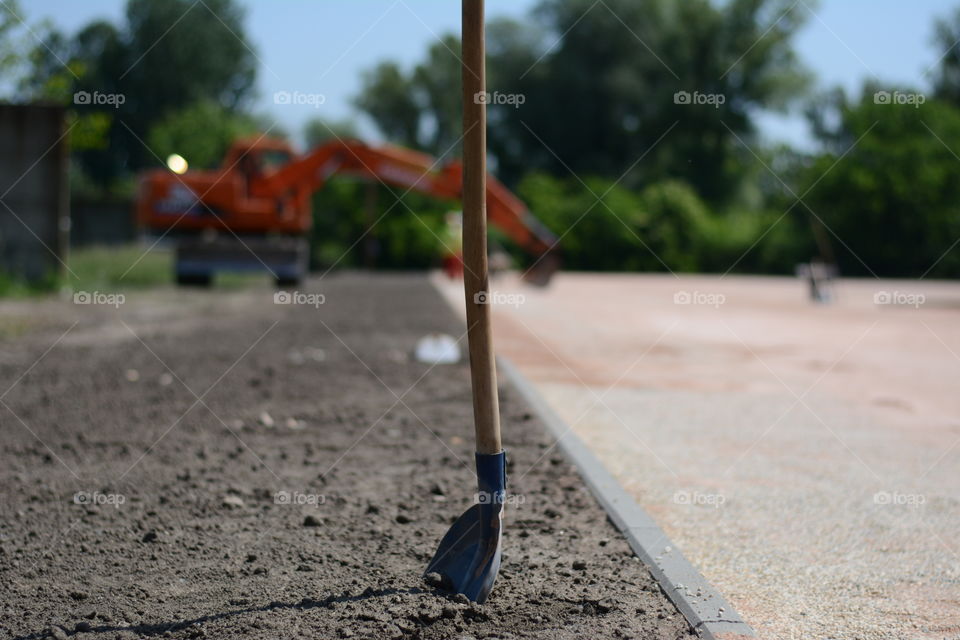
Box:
19, 0, 960, 149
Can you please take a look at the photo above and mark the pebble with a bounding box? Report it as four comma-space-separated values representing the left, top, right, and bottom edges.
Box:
395, 514, 412, 524
158, 373, 173, 386
305, 347, 326, 362
258, 412, 275, 428
141, 530, 158, 543
572, 560, 587, 571
222, 495, 244, 508
424, 572, 445, 589
48, 626, 68, 640
303, 515, 322, 527
124, 369, 140, 382
74, 621, 92, 632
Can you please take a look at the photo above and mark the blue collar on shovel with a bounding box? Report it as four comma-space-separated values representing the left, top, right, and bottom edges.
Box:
424, 452, 506, 603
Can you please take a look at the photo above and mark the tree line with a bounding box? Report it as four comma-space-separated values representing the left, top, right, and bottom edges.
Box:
3, 0, 960, 277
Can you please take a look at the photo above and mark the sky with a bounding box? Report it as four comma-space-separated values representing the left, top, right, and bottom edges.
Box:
17, 0, 960, 150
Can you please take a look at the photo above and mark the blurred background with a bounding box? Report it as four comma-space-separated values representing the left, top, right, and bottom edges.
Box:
2, 0, 960, 291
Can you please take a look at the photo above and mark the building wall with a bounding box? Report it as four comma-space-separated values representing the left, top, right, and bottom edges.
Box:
0, 104, 69, 283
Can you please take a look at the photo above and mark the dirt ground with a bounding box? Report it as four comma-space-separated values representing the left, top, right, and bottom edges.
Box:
434, 272, 960, 640
0, 273, 694, 640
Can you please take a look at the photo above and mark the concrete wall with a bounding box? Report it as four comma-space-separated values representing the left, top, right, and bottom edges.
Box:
0, 104, 69, 283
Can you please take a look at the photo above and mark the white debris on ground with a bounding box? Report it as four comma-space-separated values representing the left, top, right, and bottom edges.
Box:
414, 333, 460, 364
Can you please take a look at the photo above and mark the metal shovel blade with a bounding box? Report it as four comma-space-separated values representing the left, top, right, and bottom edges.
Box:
424, 451, 506, 603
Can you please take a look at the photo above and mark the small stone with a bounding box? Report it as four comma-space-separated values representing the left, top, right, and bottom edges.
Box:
596, 598, 614, 613
572, 560, 587, 571
303, 515, 322, 527
245, 553, 257, 563
158, 373, 173, 386
74, 621, 92, 632
296, 564, 313, 572
253, 567, 268, 575
141, 530, 158, 543
69, 591, 88, 601
395, 514, 412, 524
424, 572, 446, 589
125, 369, 140, 382
48, 626, 68, 640
258, 411, 275, 428
222, 495, 244, 508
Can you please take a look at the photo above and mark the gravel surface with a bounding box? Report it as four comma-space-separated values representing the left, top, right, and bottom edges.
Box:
435, 272, 960, 640
0, 273, 694, 640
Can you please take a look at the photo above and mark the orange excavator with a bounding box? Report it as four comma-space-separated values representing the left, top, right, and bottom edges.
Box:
136, 137, 559, 286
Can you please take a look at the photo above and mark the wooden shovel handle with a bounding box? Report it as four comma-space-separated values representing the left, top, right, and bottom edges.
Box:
462, 0, 501, 455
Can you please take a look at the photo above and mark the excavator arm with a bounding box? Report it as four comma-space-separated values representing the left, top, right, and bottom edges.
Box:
260, 139, 560, 283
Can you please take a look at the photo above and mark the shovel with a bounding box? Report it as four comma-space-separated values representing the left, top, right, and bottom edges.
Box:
423, 0, 506, 604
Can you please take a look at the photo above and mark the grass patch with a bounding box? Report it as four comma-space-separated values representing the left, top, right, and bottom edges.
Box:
2, 244, 283, 298
0, 272, 58, 298
67, 244, 173, 291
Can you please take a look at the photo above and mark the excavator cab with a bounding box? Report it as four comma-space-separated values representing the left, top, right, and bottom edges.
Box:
226, 139, 296, 194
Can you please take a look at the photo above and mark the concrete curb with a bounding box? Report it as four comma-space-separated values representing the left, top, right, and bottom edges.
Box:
498, 357, 756, 640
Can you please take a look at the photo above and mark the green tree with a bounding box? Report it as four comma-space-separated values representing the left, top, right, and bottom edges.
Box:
355, 62, 422, 150
506, 0, 811, 202
356, 0, 811, 206
801, 84, 960, 277
303, 117, 359, 148
146, 100, 266, 169
354, 35, 463, 157
933, 7, 960, 107
0, 0, 27, 87
21, 0, 257, 188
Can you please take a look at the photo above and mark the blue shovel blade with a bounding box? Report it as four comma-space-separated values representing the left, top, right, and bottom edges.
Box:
424, 451, 506, 604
